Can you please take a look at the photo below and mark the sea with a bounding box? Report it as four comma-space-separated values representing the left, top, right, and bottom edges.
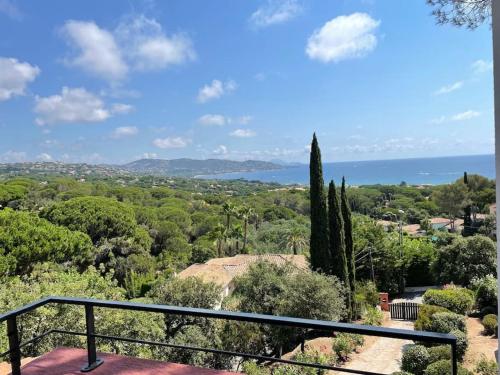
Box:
198, 154, 496, 186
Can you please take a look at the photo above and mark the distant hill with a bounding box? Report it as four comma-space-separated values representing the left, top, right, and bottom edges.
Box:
122, 158, 283, 177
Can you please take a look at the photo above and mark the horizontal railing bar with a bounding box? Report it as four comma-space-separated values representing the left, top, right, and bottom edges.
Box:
47, 297, 454, 344
0, 329, 55, 358
0, 297, 52, 323
91, 332, 385, 375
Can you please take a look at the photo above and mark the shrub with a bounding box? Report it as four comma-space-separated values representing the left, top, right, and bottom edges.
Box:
363, 306, 383, 326
241, 362, 270, 375
429, 312, 467, 334
450, 329, 468, 361
481, 314, 497, 336
392, 372, 412, 375
475, 356, 498, 375
427, 345, 451, 363
422, 288, 474, 315
401, 345, 430, 375
332, 333, 363, 362
415, 304, 450, 331
474, 275, 498, 311
424, 360, 472, 375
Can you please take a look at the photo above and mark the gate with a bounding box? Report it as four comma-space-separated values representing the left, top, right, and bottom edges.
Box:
389, 302, 420, 320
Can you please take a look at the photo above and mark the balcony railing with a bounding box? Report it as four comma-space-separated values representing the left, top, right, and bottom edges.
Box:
0, 296, 458, 375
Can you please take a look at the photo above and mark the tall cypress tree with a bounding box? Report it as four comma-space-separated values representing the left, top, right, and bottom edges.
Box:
328, 180, 351, 318
341, 177, 356, 315
463, 172, 472, 226
309, 133, 330, 272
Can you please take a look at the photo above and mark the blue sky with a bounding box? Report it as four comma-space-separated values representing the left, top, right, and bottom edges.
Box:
0, 0, 494, 164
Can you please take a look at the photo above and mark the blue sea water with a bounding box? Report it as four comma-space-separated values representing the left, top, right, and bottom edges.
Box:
199, 154, 496, 185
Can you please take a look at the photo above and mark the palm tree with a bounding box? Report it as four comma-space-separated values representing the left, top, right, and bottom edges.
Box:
229, 223, 244, 255
237, 205, 254, 251
221, 202, 236, 230
285, 229, 307, 255
209, 224, 228, 258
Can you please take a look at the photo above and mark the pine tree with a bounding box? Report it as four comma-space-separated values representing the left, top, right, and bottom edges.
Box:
309, 133, 330, 272
341, 177, 356, 316
328, 180, 351, 318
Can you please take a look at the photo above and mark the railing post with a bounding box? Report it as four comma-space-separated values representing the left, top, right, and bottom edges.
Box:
451, 341, 458, 375
7, 317, 21, 375
81, 304, 103, 372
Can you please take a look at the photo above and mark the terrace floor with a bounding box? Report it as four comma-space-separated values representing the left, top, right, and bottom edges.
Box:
13, 347, 238, 375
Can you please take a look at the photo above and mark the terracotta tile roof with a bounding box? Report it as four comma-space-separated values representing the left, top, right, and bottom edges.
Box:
178, 254, 308, 288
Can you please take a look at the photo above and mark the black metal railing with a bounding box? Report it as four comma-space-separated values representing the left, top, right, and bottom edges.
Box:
0, 297, 458, 375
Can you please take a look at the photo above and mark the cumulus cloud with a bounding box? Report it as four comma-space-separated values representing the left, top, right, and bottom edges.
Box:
61, 20, 128, 82
111, 126, 138, 138
115, 14, 196, 71
230, 129, 256, 138
0, 150, 27, 163
34, 87, 130, 125
153, 136, 190, 149
197, 80, 237, 103
60, 15, 196, 82
249, 0, 302, 28
433, 81, 463, 96
471, 59, 493, 74
0, 57, 40, 101
198, 114, 227, 126
212, 145, 228, 155
110, 103, 134, 114
36, 153, 53, 161
306, 13, 380, 63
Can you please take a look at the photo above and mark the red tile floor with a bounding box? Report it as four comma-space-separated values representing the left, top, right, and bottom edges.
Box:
15, 347, 238, 375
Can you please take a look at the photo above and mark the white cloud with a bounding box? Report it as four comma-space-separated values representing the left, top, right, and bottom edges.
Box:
36, 153, 53, 161
197, 80, 237, 103
61, 20, 128, 82
110, 103, 134, 114
0, 57, 40, 101
0, 150, 27, 163
0, 0, 22, 20
433, 81, 463, 95
250, 0, 302, 28
306, 13, 380, 63
198, 114, 227, 126
430, 110, 481, 124
451, 110, 481, 121
471, 59, 493, 74
111, 126, 138, 138
212, 145, 228, 155
140, 152, 158, 159
230, 129, 256, 138
153, 136, 190, 149
115, 14, 196, 71
34, 87, 129, 125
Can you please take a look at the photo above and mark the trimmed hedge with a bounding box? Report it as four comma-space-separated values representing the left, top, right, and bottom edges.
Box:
429, 312, 467, 334
427, 345, 451, 363
422, 288, 474, 315
475, 275, 497, 311
450, 329, 468, 361
482, 314, 497, 336
415, 304, 450, 332
424, 360, 472, 375
401, 345, 430, 375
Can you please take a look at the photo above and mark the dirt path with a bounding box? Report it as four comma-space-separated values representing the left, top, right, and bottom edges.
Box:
463, 317, 498, 370
332, 320, 414, 374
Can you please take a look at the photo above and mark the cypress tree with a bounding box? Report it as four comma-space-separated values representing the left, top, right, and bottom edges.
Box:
341, 177, 356, 315
328, 180, 351, 318
309, 133, 330, 272
463, 172, 472, 226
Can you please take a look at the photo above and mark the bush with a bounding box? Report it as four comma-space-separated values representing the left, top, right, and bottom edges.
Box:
427, 345, 451, 363
450, 329, 468, 361
401, 345, 430, 375
429, 312, 467, 334
422, 288, 474, 315
415, 304, 450, 331
475, 356, 498, 375
424, 360, 472, 375
363, 306, 383, 326
481, 314, 497, 336
474, 275, 498, 311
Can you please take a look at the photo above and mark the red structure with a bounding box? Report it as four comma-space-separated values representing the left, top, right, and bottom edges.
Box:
17, 347, 238, 375
379, 292, 389, 311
